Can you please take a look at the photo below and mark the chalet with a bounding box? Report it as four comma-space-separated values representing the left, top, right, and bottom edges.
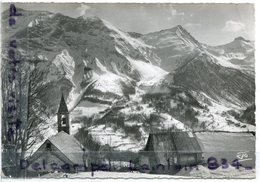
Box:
26, 93, 88, 174
139, 131, 203, 174
140, 131, 255, 174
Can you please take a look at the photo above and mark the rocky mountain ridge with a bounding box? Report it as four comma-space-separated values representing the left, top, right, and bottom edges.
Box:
1, 8, 255, 152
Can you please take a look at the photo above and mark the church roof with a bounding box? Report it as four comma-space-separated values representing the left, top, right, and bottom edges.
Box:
28, 131, 87, 165
47, 131, 86, 164
58, 93, 68, 113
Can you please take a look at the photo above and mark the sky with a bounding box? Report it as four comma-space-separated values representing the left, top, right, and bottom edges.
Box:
2, 3, 255, 45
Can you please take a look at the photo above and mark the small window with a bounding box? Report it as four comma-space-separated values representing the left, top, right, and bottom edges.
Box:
61, 115, 66, 126
46, 143, 51, 150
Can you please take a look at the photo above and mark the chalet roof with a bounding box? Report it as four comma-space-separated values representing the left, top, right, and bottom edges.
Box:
195, 131, 255, 152
47, 131, 86, 164
145, 131, 202, 154
195, 131, 255, 167
58, 93, 68, 113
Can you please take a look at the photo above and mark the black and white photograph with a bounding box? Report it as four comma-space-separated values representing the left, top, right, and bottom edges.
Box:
0, 2, 257, 179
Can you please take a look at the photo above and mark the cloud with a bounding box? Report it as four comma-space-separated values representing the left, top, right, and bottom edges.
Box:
76, 4, 91, 16
222, 20, 246, 32
184, 23, 202, 29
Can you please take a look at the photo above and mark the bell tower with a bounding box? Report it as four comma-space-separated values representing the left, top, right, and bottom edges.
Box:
57, 93, 70, 134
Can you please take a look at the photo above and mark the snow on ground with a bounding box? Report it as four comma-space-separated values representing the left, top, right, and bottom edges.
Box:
70, 99, 109, 118
41, 166, 254, 179
91, 58, 127, 95
88, 125, 143, 152
114, 46, 168, 87
124, 54, 168, 86
192, 92, 255, 132
205, 50, 241, 70
93, 72, 124, 95
120, 103, 155, 116
95, 58, 109, 72
177, 165, 255, 179
130, 59, 168, 86
223, 52, 246, 60
53, 49, 75, 85
42, 171, 190, 179
71, 105, 109, 118
102, 19, 152, 50
159, 113, 190, 131
67, 80, 97, 111
70, 123, 83, 135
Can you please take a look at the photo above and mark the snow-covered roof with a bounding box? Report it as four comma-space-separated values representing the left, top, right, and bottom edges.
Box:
195, 131, 255, 167
195, 131, 255, 152
145, 131, 202, 154
47, 131, 86, 164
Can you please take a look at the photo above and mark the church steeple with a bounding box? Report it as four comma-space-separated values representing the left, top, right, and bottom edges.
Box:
57, 93, 70, 134
58, 93, 69, 113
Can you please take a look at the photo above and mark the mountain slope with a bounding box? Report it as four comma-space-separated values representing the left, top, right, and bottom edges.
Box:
141, 25, 254, 76
1, 9, 255, 153
141, 25, 203, 72
2, 9, 166, 112
204, 37, 254, 75
169, 52, 254, 107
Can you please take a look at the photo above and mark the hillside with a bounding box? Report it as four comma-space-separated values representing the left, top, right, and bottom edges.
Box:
1, 8, 255, 153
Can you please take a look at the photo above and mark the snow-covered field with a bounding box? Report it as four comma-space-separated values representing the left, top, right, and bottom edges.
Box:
88, 124, 144, 151
40, 166, 255, 179
193, 92, 255, 132
70, 100, 109, 118
177, 165, 255, 179
42, 171, 188, 179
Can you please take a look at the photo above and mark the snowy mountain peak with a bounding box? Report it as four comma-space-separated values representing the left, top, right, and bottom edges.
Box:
140, 25, 203, 71
53, 49, 75, 84
142, 24, 201, 49
1, 9, 255, 155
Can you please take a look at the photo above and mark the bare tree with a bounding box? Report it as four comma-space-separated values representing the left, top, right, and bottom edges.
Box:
2, 57, 50, 177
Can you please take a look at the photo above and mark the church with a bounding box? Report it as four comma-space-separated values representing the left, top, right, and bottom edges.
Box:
26, 93, 88, 174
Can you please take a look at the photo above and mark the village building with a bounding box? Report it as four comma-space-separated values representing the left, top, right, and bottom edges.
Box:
139, 131, 203, 174
139, 131, 255, 174
26, 93, 88, 175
